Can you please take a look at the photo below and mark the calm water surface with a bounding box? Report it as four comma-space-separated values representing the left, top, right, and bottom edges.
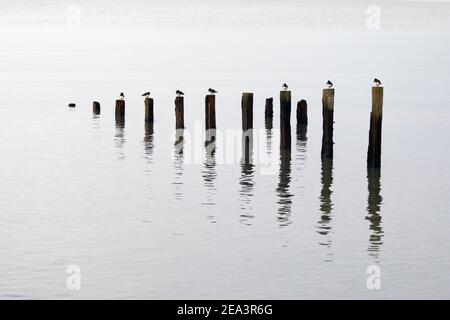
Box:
0, 0, 450, 299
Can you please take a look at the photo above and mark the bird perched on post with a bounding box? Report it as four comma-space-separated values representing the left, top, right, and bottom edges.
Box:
118, 92, 125, 100
282, 83, 288, 91
208, 88, 218, 95
373, 78, 382, 87
326, 80, 333, 88
142, 92, 151, 99
176, 90, 184, 97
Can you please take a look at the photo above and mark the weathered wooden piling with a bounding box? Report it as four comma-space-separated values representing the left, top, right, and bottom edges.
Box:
296, 99, 308, 142
296, 99, 307, 126
205, 94, 216, 146
145, 98, 154, 123
241, 93, 253, 131
367, 87, 383, 168
205, 95, 216, 130
321, 89, 335, 159
115, 99, 125, 121
93, 101, 100, 115
175, 96, 184, 129
265, 97, 273, 118
265, 109, 273, 157
280, 91, 291, 151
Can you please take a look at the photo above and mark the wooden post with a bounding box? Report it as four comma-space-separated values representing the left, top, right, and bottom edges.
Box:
265, 97, 273, 118
296, 99, 307, 126
265, 102, 273, 156
93, 101, 100, 115
175, 96, 184, 129
296, 99, 307, 141
280, 91, 291, 151
115, 100, 125, 121
367, 87, 383, 168
321, 89, 335, 159
205, 95, 216, 130
241, 92, 253, 131
145, 98, 154, 123
205, 94, 216, 146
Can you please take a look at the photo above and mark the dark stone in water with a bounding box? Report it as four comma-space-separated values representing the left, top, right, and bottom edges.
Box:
68, 103, 76, 108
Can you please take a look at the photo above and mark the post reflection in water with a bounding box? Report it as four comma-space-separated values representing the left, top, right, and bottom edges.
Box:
142, 122, 155, 200
276, 150, 293, 227
202, 131, 217, 221
173, 129, 185, 200
317, 158, 334, 262
295, 123, 308, 191
239, 130, 255, 225
296, 123, 307, 144
366, 168, 384, 262
114, 118, 126, 161
92, 113, 101, 140
265, 116, 273, 157
143, 122, 155, 165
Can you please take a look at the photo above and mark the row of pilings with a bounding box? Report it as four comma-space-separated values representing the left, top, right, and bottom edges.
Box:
91, 87, 383, 168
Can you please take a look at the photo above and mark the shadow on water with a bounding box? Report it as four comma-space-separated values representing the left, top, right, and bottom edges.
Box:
317, 158, 334, 262
143, 122, 155, 166
265, 116, 273, 157
366, 167, 384, 263
276, 150, 293, 227
239, 130, 255, 225
173, 129, 185, 200
114, 118, 126, 161
202, 131, 217, 221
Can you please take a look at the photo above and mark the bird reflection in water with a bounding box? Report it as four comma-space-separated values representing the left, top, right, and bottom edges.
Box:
239, 130, 255, 225
173, 129, 185, 200
276, 150, 293, 227
366, 167, 384, 262
317, 158, 334, 262
202, 130, 217, 222
114, 118, 126, 161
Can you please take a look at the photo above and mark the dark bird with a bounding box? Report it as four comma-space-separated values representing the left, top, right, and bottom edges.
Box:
208, 88, 218, 94
176, 90, 184, 97
282, 83, 288, 91
373, 78, 382, 87
118, 92, 125, 100
68, 103, 76, 108
326, 80, 333, 88
141, 92, 150, 98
